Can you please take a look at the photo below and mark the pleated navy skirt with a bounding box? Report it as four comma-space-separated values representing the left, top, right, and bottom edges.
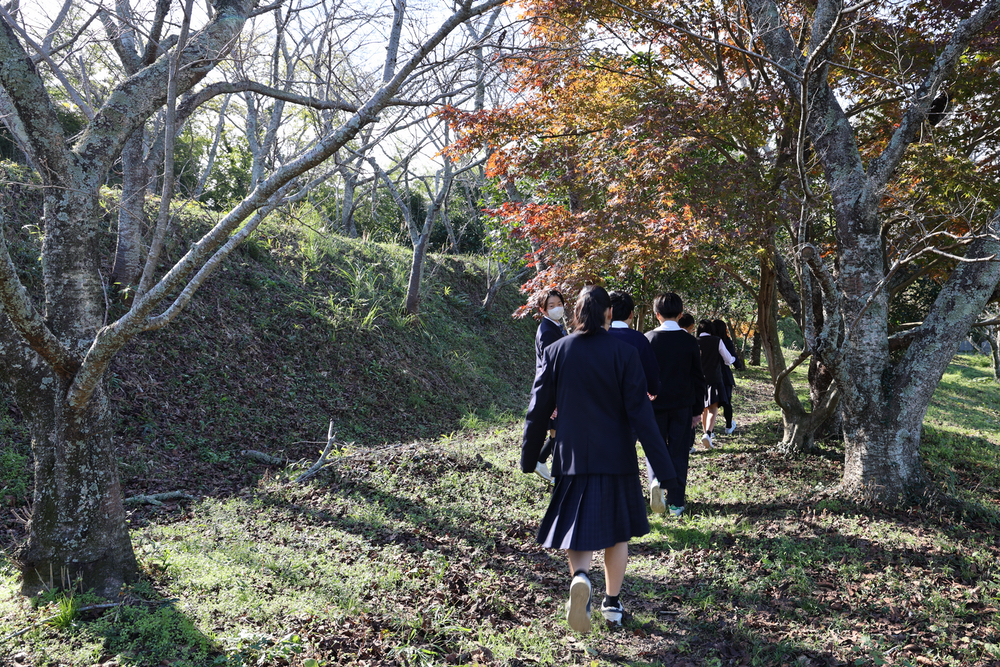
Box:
536, 473, 650, 551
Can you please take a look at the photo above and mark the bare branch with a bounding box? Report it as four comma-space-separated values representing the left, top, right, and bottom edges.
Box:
0, 14, 74, 181
138, 0, 197, 300
0, 5, 95, 119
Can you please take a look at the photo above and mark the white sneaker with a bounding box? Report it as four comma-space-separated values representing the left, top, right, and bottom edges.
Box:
566, 572, 592, 633
649, 480, 665, 514
534, 461, 553, 484
701, 432, 713, 450
725, 421, 736, 435
600, 599, 624, 626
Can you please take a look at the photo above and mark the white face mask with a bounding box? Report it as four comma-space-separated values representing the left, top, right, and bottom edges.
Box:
547, 306, 565, 321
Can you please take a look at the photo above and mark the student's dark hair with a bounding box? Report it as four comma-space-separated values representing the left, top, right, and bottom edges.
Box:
574, 285, 611, 334
536, 289, 564, 311
678, 313, 695, 330
712, 319, 730, 340
696, 319, 714, 336
653, 292, 683, 319
609, 291, 634, 322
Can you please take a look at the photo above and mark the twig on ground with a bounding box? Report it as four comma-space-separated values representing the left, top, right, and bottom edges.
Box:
124, 491, 194, 506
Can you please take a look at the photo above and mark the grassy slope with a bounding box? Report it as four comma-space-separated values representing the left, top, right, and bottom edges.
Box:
1, 199, 537, 513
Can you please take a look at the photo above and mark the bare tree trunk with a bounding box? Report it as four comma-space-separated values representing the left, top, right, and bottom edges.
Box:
3, 186, 139, 597
405, 233, 429, 314
110, 129, 148, 292
440, 207, 459, 253
341, 169, 359, 237
11, 373, 136, 597
750, 329, 761, 366
759, 251, 839, 454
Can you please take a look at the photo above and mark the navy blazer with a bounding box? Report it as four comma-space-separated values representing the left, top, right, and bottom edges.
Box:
608, 324, 660, 395
521, 329, 677, 482
646, 327, 706, 416
535, 317, 565, 372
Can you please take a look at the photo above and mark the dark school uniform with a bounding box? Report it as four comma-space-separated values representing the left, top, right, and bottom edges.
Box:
646, 321, 705, 508
608, 322, 660, 395
535, 317, 566, 371
719, 336, 738, 418
698, 333, 727, 407
534, 316, 566, 463
522, 329, 677, 550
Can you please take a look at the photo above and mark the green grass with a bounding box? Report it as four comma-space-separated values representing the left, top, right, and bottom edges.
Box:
2, 354, 998, 666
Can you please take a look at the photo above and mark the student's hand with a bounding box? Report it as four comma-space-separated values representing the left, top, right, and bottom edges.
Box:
551, 408, 558, 420
647, 393, 657, 401
691, 415, 701, 429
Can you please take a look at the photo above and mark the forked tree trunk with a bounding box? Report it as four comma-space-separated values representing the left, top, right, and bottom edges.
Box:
838, 213, 1000, 501
5, 189, 140, 596
758, 252, 839, 454
746, 0, 1000, 503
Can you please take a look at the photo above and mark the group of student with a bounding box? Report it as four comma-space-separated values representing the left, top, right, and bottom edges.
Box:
521, 286, 743, 633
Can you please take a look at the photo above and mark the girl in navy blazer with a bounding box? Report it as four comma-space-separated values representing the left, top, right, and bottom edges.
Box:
522, 286, 679, 633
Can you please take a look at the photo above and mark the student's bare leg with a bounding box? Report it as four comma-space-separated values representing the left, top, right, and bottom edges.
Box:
603, 542, 628, 596
567, 550, 593, 576
705, 404, 718, 434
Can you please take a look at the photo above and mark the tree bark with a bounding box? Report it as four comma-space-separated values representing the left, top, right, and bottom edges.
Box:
405, 233, 429, 314
758, 250, 839, 454
750, 329, 761, 366
110, 129, 148, 292
341, 169, 359, 238
12, 375, 136, 597
2, 184, 139, 597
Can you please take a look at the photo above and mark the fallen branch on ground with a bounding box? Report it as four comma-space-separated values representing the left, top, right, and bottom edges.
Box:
124, 491, 194, 506
242, 449, 286, 465
295, 421, 341, 483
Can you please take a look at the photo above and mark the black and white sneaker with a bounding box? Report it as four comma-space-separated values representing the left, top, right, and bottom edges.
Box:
566, 572, 592, 633
600, 599, 624, 626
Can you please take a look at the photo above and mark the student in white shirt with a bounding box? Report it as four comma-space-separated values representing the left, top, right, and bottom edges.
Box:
696, 319, 735, 449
